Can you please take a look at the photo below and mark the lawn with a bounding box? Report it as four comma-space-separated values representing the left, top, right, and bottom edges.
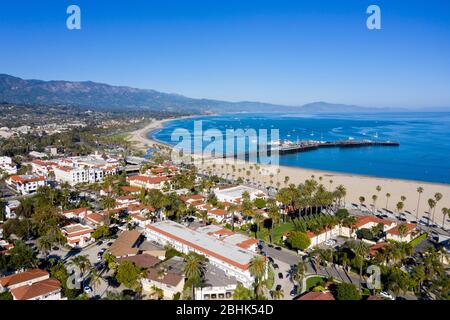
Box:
305, 276, 326, 291
409, 233, 428, 247
255, 221, 296, 243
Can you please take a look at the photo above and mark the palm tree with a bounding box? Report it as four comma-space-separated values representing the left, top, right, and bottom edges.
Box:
441, 207, 448, 229
358, 196, 365, 210
89, 269, 102, 291
427, 198, 436, 226
397, 224, 408, 242
416, 187, 424, 221
293, 260, 307, 293
396, 201, 404, 220
249, 256, 266, 299
385, 193, 391, 210
183, 252, 206, 300
432, 193, 443, 224
271, 288, 284, 300
101, 195, 116, 225
227, 204, 238, 231
69, 255, 92, 278
371, 194, 378, 214
37, 235, 53, 258
347, 241, 369, 292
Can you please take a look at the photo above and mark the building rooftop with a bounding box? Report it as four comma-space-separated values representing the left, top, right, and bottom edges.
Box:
10, 278, 61, 300
109, 230, 142, 257
202, 263, 238, 288
147, 221, 257, 270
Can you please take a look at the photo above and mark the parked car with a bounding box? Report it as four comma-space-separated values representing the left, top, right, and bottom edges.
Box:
274, 246, 282, 251
290, 285, 299, 296
379, 291, 395, 300
52, 246, 59, 251
84, 286, 92, 294
278, 273, 283, 279
275, 284, 282, 291
272, 263, 279, 269
96, 241, 103, 246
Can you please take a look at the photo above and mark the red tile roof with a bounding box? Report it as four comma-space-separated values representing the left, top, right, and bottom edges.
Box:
10, 278, 61, 300
297, 291, 335, 300
128, 175, 168, 184
0, 269, 49, 287
386, 223, 416, 236
353, 215, 395, 228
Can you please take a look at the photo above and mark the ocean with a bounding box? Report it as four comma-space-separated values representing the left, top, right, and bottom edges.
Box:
151, 112, 450, 184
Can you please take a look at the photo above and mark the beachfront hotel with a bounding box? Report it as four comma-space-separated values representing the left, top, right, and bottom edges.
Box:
145, 220, 262, 287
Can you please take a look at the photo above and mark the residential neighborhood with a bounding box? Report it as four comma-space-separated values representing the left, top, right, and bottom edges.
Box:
1, 147, 449, 301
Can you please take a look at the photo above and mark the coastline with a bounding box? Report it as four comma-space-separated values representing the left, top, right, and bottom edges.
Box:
127, 115, 450, 227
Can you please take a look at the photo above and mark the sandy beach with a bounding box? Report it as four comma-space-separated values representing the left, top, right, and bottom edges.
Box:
128, 118, 450, 228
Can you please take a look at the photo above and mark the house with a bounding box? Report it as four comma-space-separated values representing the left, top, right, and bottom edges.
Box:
0, 269, 63, 300
0, 156, 17, 175
31, 160, 57, 177
213, 185, 267, 203
194, 263, 238, 300
120, 185, 142, 195
85, 212, 108, 227
128, 204, 155, 228
4, 200, 20, 219
339, 215, 397, 238
0, 240, 14, 254
207, 208, 230, 223
115, 196, 139, 209
62, 207, 92, 220
296, 291, 335, 300
141, 256, 185, 299
117, 254, 161, 269
61, 223, 95, 248
109, 230, 142, 258
127, 175, 169, 190
306, 226, 340, 249
385, 223, 417, 242
6, 174, 46, 195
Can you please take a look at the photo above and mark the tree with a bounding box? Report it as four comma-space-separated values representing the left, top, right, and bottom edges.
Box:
271, 288, 284, 300
184, 252, 207, 300
396, 201, 404, 219
249, 256, 267, 299
335, 283, 361, 300
233, 283, 252, 300
427, 198, 436, 226
397, 224, 408, 242
293, 260, 307, 293
68, 255, 91, 277
441, 207, 448, 229
116, 260, 142, 290
432, 192, 443, 223
6, 240, 37, 270
347, 241, 369, 292
92, 225, 111, 240
371, 194, 378, 214
385, 193, 391, 210
358, 196, 365, 210
416, 187, 424, 221
0, 292, 13, 300
101, 195, 116, 225
287, 231, 311, 251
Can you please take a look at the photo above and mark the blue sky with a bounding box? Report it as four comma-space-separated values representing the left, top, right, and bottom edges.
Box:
1, 0, 449, 108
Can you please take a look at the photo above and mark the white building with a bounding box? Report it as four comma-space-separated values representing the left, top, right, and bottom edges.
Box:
61, 223, 95, 248
0, 156, 17, 175
213, 185, 267, 203
6, 175, 46, 195
127, 175, 169, 190
4, 200, 20, 219
145, 220, 262, 287
0, 269, 63, 300
53, 154, 119, 186
195, 264, 238, 300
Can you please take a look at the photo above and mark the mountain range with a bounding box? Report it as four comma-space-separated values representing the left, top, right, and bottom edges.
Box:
0, 74, 434, 114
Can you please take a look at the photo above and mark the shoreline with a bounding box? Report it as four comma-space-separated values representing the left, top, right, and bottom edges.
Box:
126, 115, 450, 226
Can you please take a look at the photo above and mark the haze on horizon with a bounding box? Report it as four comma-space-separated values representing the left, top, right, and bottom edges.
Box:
1, 0, 450, 109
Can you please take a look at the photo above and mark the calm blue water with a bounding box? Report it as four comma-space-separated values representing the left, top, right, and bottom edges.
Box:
152, 113, 450, 184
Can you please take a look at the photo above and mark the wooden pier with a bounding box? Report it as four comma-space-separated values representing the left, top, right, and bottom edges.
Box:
275, 140, 400, 155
